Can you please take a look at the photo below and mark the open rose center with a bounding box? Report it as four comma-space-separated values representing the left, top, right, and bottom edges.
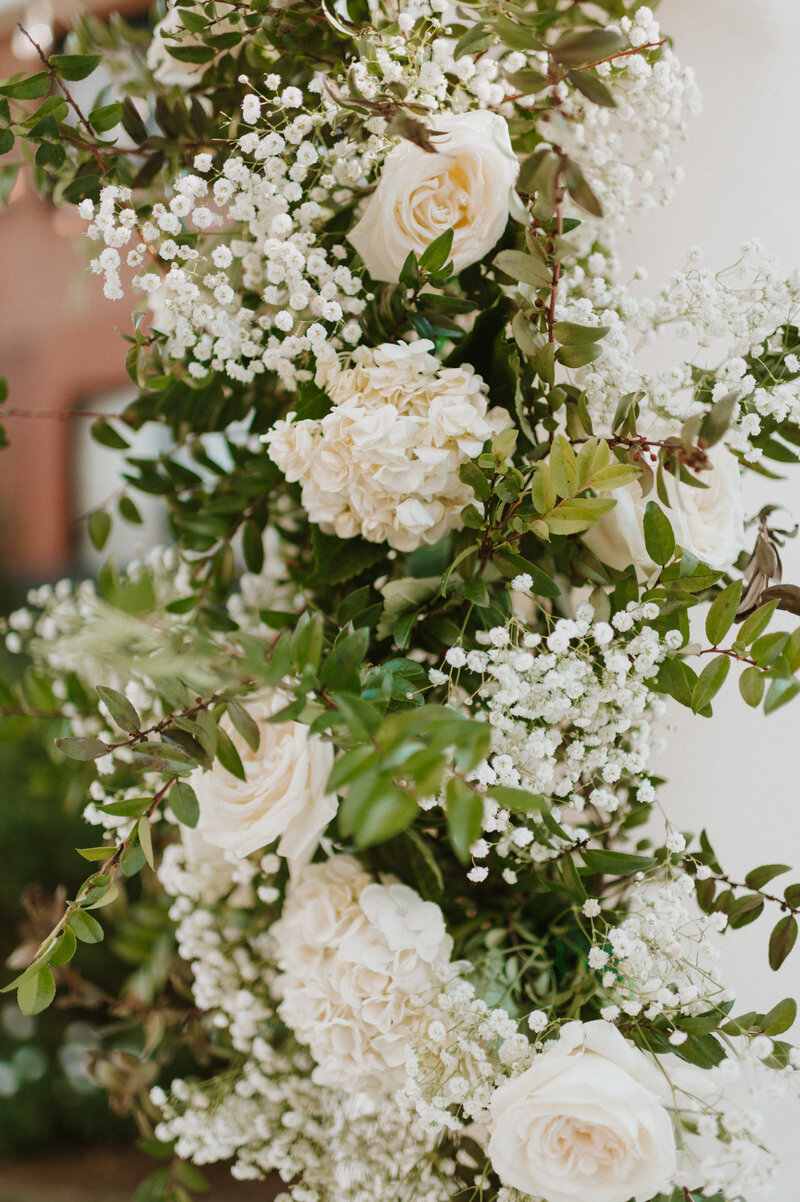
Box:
535, 1116, 628, 1177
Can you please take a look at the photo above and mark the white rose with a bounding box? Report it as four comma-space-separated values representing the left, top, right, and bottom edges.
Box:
190, 692, 337, 877
348, 111, 519, 282
583, 445, 746, 574
488, 1021, 677, 1202
272, 855, 455, 1092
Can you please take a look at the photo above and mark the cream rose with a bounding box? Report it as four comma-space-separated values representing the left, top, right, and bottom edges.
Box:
272, 855, 455, 1092
583, 444, 746, 574
488, 1021, 677, 1202
348, 111, 519, 282
190, 692, 337, 876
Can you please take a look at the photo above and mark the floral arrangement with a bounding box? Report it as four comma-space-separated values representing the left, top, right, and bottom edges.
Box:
1, 2, 800, 1201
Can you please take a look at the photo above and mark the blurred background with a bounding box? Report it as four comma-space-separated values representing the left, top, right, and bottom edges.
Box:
0, 0, 798, 1197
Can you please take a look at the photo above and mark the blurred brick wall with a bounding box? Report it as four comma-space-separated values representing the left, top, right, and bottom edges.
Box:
0, 0, 144, 582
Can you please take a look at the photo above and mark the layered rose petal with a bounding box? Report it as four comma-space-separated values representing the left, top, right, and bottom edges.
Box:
488, 1021, 677, 1202
190, 691, 337, 876
348, 111, 519, 282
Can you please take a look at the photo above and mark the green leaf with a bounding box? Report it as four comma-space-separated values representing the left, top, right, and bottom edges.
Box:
120, 96, 149, 143
137, 816, 155, 869
454, 23, 495, 60
549, 433, 578, 498
169, 781, 199, 828
566, 68, 616, 107
769, 915, 798, 970
17, 965, 55, 1016
0, 128, 14, 155
745, 864, 791, 890
310, 527, 386, 586
319, 627, 370, 691
328, 745, 377, 792
700, 392, 738, 447
164, 42, 215, 63
242, 519, 264, 574
97, 685, 141, 734
88, 509, 112, 552
764, 676, 800, 714
89, 102, 123, 133
91, 419, 130, 450
552, 321, 610, 345
227, 699, 261, 752
48, 926, 77, 967
56, 735, 109, 761
735, 600, 779, 647
446, 778, 484, 864
691, 655, 730, 714
493, 249, 552, 289
705, 580, 743, 646
563, 159, 602, 217
551, 28, 627, 66
582, 849, 655, 875
643, 501, 675, 565
739, 666, 764, 707
489, 786, 546, 814
343, 780, 418, 849
459, 459, 491, 502
555, 343, 603, 369
76, 846, 114, 861
418, 227, 453, 274
48, 53, 101, 80
0, 73, 50, 100
214, 725, 246, 781
763, 997, 797, 1036
69, 909, 104, 944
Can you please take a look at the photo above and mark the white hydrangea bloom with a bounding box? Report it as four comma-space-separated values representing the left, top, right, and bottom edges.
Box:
272, 855, 457, 1091
264, 340, 512, 551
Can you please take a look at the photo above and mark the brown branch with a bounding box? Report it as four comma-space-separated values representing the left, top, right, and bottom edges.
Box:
705, 871, 800, 916
696, 646, 758, 668
32, 774, 177, 964
18, 25, 109, 173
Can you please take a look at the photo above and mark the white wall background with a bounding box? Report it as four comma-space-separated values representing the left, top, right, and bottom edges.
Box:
616, 0, 800, 1190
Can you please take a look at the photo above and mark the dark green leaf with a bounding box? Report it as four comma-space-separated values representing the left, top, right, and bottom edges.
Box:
446, 779, 483, 864
763, 997, 797, 1035
643, 501, 675, 565
0, 73, 50, 100
769, 915, 798, 970
705, 580, 743, 646
552, 28, 627, 67
49, 53, 101, 80
691, 655, 730, 714
745, 864, 791, 890
227, 699, 260, 752
418, 227, 453, 273
89, 102, 123, 133
214, 725, 246, 781
169, 781, 200, 828
582, 849, 655, 875
242, 519, 264, 573
566, 68, 616, 107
